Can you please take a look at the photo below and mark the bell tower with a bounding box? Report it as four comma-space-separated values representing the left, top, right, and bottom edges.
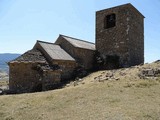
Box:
96, 3, 144, 68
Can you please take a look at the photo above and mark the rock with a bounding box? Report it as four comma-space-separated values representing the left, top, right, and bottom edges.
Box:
94, 77, 100, 81
66, 84, 70, 87
0, 89, 3, 95
101, 72, 105, 74
73, 81, 78, 86
78, 78, 83, 81
81, 82, 85, 84
154, 68, 160, 77
146, 69, 154, 76
119, 72, 126, 76
98, 78, 105, 82
115, 77, 120, 80
139, 68, 160, 79
98, 75, 103, 78
106, 72, 113, 77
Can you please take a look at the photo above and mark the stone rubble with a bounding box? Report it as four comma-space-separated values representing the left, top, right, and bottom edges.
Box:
94, 71, 120, 82
139, 68, 160, 79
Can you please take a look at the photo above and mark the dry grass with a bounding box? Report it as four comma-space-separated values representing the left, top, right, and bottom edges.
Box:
0, 71, 9, 87
0, 80, 9, 87
0, 77, 160, 120
0, 62, 160, 120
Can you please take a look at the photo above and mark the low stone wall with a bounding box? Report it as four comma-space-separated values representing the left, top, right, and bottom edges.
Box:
139, 68, 160, 79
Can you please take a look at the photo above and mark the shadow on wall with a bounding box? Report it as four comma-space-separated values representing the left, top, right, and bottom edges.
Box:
31, 83, 42, 92
93, 51, 120, 70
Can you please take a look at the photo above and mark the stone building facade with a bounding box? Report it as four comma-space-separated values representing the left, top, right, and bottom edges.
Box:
9, 35, 95, 93
55, 35, 95, 69
8, 3, 144, 93
96, 3, 144, 68
9, 50, 62, 93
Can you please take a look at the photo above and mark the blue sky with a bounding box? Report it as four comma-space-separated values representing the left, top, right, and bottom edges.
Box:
0, 0, 160, 63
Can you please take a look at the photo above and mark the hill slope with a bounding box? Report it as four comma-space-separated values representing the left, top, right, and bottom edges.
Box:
0, 61, 160, 120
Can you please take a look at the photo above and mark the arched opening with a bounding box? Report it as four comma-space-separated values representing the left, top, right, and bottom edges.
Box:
104, 13, 116, 29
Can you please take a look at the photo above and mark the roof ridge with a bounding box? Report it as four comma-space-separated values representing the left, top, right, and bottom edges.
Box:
9, 49, 48, 63
96, 3, 130, 12
37, 40, 56, 45
59, 34, 95, 45
96, 3, 144, 18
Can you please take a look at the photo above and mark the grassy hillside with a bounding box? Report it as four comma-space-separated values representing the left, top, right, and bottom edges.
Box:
0, 61, 160, 120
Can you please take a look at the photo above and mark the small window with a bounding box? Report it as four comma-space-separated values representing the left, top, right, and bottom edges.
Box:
104, 14, 116, 29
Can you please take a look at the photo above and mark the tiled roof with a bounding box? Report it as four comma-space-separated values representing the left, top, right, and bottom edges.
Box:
60, 35, 95, 50
9, 49, 47, 63
38, 41, 75, 61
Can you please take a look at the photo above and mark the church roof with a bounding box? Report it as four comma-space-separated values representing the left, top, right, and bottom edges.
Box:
9, 49, 47, 63
37, 41, 75, 61
9, 49, 61, 71
60, 35, 95, 50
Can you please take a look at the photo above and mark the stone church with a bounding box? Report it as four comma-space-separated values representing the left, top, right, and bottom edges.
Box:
8, 3, 144, 93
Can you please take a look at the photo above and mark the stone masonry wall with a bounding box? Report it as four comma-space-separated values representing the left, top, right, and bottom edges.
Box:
9, 62, 63, 93
73, 48, 95, 69
33, 43, 53, 63
56, 37, 95, 69
42, 70, 61, 90
53, 60, 77, 80
127, 6, 144, 66
96, 4, 144, 68
9, 62, 42, 93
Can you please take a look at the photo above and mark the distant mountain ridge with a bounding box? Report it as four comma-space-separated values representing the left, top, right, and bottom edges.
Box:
0, 53, 21, 72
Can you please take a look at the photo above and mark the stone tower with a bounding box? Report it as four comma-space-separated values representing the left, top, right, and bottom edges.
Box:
96, 3, 144, 68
